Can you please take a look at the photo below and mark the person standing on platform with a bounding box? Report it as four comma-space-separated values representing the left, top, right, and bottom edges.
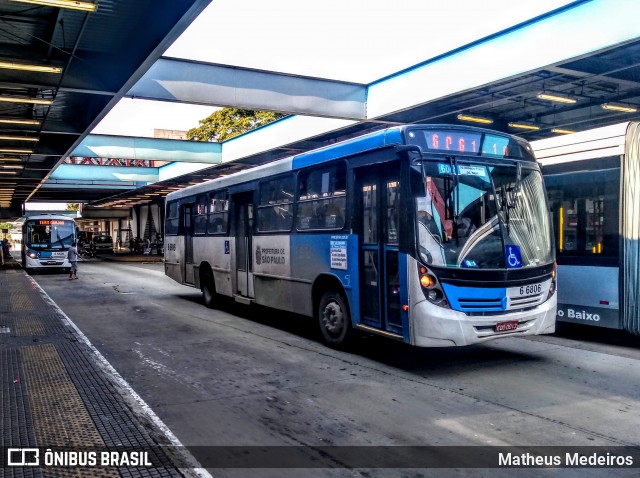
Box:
1, 238, 10, 258
68, 241, 78, 280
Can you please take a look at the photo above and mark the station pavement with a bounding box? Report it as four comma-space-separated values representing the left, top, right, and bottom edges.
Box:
0, 256, 199, 478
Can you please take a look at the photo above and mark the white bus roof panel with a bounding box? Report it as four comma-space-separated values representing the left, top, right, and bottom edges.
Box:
531, 122, 631, 165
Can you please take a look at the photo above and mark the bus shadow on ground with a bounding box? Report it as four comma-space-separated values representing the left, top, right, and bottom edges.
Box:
554, 322, 640, 348
177, 293, 542, 375
23, 267, 69, 276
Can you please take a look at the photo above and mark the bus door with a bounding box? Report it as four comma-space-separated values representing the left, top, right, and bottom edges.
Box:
233, 193, 254, 299
182, 203, 195, 284
356, 166, 403, 336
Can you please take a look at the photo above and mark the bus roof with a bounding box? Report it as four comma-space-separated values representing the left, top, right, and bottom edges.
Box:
532, 121, 633, 166
23, 213, 76, 221
168, 124, 528, 201
168, 126, 406, 201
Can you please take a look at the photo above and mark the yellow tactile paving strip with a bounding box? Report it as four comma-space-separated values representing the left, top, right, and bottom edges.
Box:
14, 316, 47, 337
22, 343, 120, 478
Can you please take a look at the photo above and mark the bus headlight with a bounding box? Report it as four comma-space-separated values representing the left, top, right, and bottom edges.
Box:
27, 250, 38, 259
420, 273, 437, 288
548, 261, 557, 299
418, 265, 449, 308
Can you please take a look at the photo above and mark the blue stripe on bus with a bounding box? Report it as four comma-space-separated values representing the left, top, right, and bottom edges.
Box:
290, 233, 360, 325
292, 128, 405, 170
441, 283, 508, 313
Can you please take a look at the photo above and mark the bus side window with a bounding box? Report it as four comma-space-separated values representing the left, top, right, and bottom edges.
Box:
166, 201, 180, 235
194, 195, 207, 235
257, 175, 294, 232
296, 163, 346, 231
207, 191, 229, 234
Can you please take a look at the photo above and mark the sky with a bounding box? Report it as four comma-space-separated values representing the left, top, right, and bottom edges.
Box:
91, 0, 576, 138
91, 98, 219, 138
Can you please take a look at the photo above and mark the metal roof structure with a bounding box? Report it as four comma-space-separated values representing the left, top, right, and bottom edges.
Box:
0, 0, 640, 216
0, 0, 211, 216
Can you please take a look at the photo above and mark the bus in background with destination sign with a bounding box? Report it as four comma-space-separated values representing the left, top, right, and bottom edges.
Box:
22, 213, 76, 272
165, 124, 557, 348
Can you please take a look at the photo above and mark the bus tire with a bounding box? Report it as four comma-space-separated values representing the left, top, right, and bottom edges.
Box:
202, 270, 217, 309
318, 290, 352, 348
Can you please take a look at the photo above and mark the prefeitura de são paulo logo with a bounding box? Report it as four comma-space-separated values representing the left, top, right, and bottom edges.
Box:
255, 245, 261, 266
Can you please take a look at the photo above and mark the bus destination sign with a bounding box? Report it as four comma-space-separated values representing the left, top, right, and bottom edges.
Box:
36, 219, 66, 226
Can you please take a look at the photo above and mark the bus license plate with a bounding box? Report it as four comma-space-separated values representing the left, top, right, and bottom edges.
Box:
52, 252, 65, 257
495, 320, 519, 333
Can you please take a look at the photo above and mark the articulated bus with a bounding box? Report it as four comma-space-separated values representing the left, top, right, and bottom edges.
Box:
533, 121, 640, 335
22, 214, 76, 272
165, 125, 557, 347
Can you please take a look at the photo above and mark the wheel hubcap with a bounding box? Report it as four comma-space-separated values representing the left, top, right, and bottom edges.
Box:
322, 301, 343, 335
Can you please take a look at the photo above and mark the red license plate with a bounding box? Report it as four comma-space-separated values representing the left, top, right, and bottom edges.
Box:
495, 320, 519, 332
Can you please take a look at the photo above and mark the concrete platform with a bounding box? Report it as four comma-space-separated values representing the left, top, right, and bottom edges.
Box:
0, 258, 199, 477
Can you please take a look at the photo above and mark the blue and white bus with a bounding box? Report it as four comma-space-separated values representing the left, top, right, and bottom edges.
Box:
165, 125, 557, 347
22, 214, 76, 271
534, 121, 640, 335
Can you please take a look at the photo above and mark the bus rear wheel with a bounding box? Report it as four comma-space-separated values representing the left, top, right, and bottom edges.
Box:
318, 290, 352, 348
202, 270, 217, 308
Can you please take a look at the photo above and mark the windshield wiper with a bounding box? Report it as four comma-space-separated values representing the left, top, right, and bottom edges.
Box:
446, 156, 461, 247
507, 161, 522, 209
488, 168, 507, 261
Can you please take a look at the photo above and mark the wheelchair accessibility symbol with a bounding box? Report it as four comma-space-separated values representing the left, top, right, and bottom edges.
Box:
505, 245, 522, 269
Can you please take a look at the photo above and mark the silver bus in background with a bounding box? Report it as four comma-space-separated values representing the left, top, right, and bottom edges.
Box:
534, 121, 640, 335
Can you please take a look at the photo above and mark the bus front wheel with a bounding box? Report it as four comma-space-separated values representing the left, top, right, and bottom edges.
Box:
202, 270, 217, 309
318, 290, 352, 348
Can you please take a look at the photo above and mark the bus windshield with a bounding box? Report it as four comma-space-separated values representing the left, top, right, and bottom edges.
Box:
416, 160, 553, 269
25, 220, 75, 250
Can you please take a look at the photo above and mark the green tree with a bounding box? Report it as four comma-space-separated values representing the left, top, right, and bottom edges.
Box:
187, 108, 285, 142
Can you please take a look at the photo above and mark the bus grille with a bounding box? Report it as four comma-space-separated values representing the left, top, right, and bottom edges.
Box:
509, 293, 545, 308
457, 297, 505, 311
441, 282, 548, 314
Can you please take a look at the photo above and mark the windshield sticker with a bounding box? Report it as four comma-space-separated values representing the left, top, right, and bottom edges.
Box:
458, 165, 486, 177
505, 245, 522, 269
437, 163, 486, 177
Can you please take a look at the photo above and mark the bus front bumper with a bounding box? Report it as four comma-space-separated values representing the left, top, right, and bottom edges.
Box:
411, 295, 557, 347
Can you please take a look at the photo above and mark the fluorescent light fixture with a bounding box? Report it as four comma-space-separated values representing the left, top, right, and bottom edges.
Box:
537, 93, 577, 104
0, 135, 38, 142
551, 128, 576, 134
0, 165, 23, 169
0, 118, 41, 126
457, 114, 493, 125
508, 122, 540, 131
601, 103, 638, 113
0, 96, 53, 105
0, 60, 62, 74
0, 157, 24, 161
0, 171, 17, 175
9, 0, 96, 12
0, 148, 32, 154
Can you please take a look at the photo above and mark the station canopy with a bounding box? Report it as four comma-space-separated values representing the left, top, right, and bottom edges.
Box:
0, 0, 639, 215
